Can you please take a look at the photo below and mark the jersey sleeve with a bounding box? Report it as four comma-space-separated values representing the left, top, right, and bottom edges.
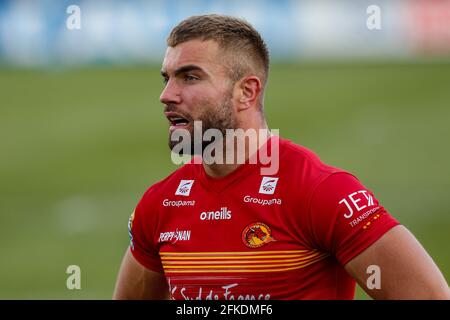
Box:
309, 172, 400, 266
128, 188, 164, 273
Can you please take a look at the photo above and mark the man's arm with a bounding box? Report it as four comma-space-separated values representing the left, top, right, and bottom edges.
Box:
345, 225, 450, 299
113, 248, 170, 300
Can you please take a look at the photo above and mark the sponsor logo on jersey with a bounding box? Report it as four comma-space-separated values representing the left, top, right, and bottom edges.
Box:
258, 177, 279, 195
242, 222, 276, 248
159, 229, 191, 243
339, 189, 382, 229
243, 195, 282, 206
128, 210, 135, 250
168, 279, 271, 300
163, 199, 195, 207
339, 189, 375, 219
175, 180, 194, 196
200, 207, 232, 221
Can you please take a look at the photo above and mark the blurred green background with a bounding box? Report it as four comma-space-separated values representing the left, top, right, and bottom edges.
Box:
1, 61, 449, 299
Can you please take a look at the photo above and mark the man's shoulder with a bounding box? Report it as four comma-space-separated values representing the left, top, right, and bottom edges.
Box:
278, 137, 355, 194
278, 138, 356, 204
280, 138, 345, 176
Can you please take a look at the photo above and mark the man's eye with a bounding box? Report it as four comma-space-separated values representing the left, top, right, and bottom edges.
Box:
162, 77, 169, 85
184, 75, 199, 82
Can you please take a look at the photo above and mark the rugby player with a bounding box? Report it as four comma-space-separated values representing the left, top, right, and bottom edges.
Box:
113, 15, 450, 300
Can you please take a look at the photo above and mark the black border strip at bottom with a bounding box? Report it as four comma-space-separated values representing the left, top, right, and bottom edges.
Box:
0, 300, 445, 318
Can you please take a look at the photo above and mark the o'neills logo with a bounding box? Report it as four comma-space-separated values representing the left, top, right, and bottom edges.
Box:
200, 207, 232, 221
242, 222, 276, 248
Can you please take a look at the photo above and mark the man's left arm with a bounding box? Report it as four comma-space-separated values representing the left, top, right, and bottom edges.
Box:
345, 224, 450, 299
309, 172, 450, 300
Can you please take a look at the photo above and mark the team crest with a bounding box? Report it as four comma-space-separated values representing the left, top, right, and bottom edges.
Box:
242, 222, 276, 248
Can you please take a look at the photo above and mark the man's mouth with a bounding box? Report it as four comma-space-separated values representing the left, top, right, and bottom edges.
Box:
165, 112, 190, 130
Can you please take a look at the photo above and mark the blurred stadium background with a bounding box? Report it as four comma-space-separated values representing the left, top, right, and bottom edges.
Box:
0, 0, 449, 299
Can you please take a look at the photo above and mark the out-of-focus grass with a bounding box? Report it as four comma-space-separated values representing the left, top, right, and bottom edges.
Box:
0, 61, 449, 299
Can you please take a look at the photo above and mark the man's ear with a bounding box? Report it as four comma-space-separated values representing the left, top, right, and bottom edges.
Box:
235, 76, 262, 111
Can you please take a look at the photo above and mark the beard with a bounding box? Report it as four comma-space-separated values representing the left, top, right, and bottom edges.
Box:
167, 91, 236, 156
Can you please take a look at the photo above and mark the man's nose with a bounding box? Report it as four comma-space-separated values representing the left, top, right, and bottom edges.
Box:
160, 80, 182, 105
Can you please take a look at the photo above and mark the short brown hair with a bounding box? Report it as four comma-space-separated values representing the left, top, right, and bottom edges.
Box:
167, 14, 269, 86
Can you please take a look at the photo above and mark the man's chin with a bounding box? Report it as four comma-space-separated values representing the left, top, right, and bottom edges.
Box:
167, 122, 228, 156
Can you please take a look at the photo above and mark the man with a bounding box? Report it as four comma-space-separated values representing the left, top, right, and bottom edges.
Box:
113, 14, 450, 300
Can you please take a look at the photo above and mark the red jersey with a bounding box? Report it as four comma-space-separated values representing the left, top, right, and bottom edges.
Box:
128, 137, 399, 300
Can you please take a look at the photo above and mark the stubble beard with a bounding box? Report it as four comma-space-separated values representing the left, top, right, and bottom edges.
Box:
168, 92, 236, 156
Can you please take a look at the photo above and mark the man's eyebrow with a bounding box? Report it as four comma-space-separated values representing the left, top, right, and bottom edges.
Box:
160, 65, 205, 77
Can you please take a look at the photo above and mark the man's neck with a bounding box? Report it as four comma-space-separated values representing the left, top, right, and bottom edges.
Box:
203, 122, 270, 178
